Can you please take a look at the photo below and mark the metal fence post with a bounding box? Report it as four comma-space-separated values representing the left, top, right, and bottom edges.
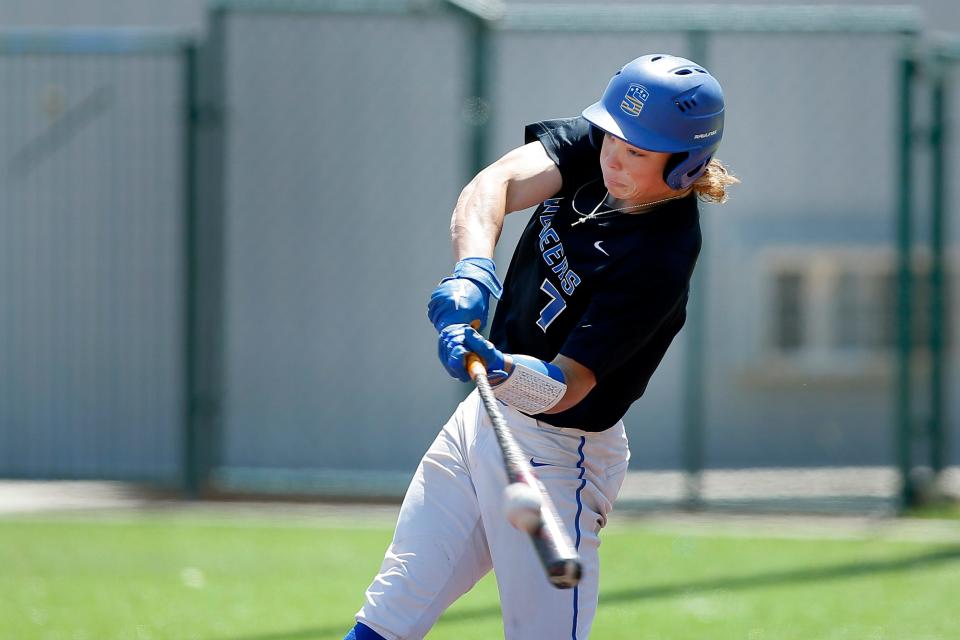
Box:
682, 30, 709, 509
928, 52, 949, 476
184, 9, 229, 497
183, 41, 201, 498
444, 0, 499, 181
896, 46, 916, 509
468, 17, 492, 178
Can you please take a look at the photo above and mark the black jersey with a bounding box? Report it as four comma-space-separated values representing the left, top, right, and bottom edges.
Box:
488, 117, 702, 432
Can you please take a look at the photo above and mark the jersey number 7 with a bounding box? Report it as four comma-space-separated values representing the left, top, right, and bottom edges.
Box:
537, 278, 566, 332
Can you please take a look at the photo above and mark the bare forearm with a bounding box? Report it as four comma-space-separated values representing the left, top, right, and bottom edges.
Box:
448, 142, 562, 260
450, 170, 508, 260
544, 354, 596, 413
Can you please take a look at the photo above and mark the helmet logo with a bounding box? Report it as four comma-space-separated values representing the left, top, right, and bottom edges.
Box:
620, 84, 650, 117
693, 129, 718, 140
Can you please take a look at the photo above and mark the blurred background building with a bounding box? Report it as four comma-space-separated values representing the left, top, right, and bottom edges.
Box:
0, 0, 957, 511
1, 0, 959, 33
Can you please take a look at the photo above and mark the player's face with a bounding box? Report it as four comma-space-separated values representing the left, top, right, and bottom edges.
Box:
599, 133, 677, 205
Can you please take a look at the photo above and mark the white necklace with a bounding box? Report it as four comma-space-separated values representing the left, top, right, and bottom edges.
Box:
570, 180, 689, 227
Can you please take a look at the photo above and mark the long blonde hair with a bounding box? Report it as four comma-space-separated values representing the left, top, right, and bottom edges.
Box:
691, 158, 739, 204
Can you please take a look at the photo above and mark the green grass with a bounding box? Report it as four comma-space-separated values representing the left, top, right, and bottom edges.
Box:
906, 500, 960, 521
2, 511, 959, 639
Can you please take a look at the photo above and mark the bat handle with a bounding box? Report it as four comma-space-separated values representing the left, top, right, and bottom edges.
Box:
466, 353, 486, 381
466, 320, 486, 381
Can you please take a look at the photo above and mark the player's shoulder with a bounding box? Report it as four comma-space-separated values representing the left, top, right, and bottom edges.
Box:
523, 116, 595, 148
524, 116, 601, 194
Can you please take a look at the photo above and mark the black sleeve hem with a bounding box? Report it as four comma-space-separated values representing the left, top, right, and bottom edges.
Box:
524, 121, 562, 168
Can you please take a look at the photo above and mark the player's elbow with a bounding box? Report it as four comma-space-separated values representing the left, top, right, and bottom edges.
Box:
487, 142, 563, 213
544, 355, 596, 414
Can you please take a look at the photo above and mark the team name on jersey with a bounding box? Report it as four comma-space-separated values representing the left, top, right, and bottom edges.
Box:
538, 198, 581, 296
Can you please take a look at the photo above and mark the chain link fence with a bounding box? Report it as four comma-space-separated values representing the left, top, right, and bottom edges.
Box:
197, 2, 954, 511
0, 4, 955, 513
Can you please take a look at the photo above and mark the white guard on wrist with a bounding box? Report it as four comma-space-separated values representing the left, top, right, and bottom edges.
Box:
492, 362, 567, 415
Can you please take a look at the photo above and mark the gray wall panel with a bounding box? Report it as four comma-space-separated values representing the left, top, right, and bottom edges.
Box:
0, 54, 184, 480
220, 13, 469, 473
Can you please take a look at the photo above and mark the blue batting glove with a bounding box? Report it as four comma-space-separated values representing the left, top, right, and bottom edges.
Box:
428, 278, 488, 332
427, 257, 503, 332
438, 324, 473, 382
438, 324, 508, 383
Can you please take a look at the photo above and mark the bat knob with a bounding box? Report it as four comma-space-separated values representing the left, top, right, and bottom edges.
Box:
547, 559, 583, 589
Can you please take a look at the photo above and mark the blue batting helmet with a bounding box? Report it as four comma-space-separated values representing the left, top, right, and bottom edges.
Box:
582, 54, 725, 190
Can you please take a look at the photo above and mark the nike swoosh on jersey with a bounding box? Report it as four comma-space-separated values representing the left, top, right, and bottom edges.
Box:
530, 458, 551, 468
594, 240, 610, 256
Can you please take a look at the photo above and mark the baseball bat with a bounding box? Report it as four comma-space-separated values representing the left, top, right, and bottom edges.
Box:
465, 351, 583, 589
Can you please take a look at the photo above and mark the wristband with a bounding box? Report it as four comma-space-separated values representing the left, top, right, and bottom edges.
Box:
492, 354, 567, 415
444, 257, 503, 300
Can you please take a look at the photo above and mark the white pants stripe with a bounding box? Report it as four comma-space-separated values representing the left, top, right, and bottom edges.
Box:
357, 390, 630, 640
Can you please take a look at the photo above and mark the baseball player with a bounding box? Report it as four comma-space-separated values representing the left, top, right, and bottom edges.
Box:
343, 54, 738, 640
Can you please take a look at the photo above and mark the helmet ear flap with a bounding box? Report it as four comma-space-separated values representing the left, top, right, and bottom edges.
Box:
665, 149, 714, 190
588, 125, 605, 149
663, 152, 688, 185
